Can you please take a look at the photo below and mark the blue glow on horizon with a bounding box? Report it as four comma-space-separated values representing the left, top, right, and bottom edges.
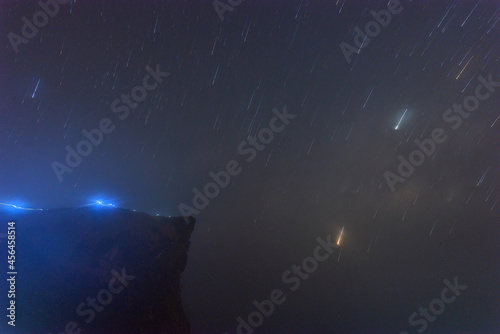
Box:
0, 200, 166, 217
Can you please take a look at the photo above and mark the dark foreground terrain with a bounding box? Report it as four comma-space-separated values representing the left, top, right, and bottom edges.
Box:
0, 206, 195, 334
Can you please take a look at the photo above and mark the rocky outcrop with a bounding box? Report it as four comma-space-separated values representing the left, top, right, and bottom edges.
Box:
0, 207, 195, 334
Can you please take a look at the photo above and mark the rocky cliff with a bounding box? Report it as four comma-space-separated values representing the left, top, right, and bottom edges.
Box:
0, 206, 195, 334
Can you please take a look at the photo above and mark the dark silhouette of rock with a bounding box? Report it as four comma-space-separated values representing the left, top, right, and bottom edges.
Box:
0, 206, 195, 334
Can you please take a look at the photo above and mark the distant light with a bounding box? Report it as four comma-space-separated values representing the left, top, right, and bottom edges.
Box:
92, 200, 115, 208
0, 202, 43, 211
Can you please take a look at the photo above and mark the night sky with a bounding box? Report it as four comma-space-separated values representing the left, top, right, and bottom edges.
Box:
1, 1, 500, 333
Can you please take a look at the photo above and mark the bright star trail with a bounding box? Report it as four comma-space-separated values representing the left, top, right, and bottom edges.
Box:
456, 56, 473, 80
336, 225, 344, 246
394, 108, 408, 130
31, 78, 40, 98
